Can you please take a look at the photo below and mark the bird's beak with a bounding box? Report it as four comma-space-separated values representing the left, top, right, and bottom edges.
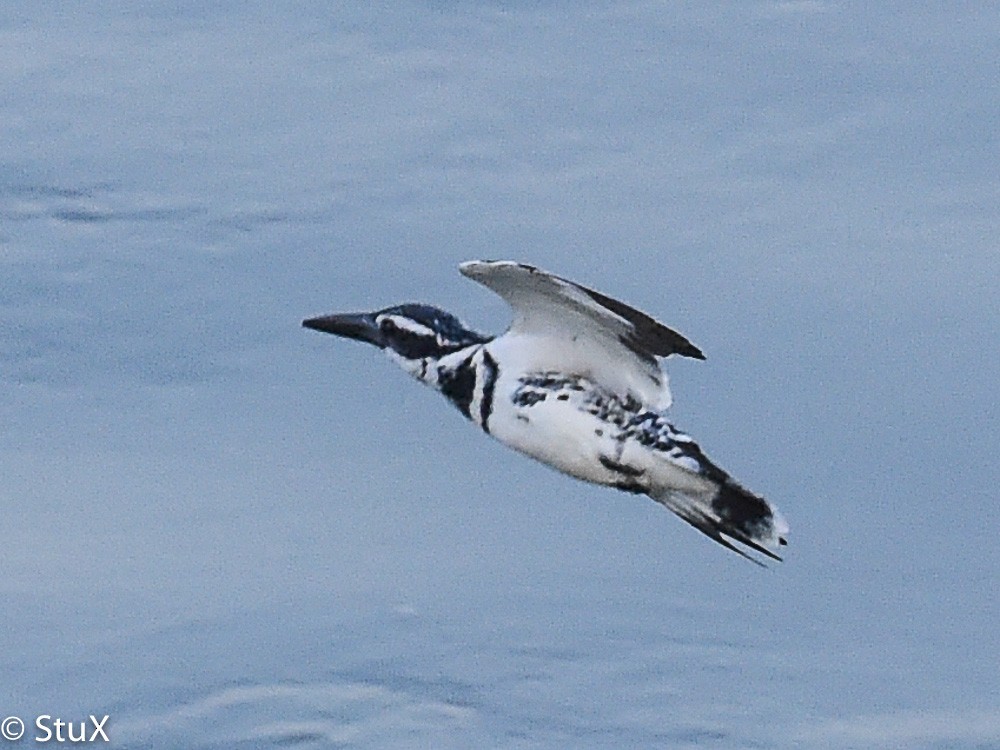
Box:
302, 312, 386, 348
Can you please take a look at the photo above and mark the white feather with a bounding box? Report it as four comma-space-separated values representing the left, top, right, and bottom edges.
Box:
460, 260, 701, 410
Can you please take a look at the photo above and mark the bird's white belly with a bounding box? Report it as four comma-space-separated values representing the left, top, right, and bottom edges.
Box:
483, 370, 718, 498
487, 392, 623, 486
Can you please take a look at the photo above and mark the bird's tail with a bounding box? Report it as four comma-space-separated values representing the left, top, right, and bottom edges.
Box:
650, 480, 789, 564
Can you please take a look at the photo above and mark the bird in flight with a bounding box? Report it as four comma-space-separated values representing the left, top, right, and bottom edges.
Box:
304, 261, 788, 564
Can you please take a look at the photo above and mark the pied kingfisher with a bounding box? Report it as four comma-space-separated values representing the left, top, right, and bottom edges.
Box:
304, 261, 788, 563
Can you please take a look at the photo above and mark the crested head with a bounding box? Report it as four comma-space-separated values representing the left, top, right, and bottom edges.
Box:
376, 303, 489, 355
303, 302, 489, 377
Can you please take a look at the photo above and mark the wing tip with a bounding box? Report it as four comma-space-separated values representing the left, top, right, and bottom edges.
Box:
682, 342, 706, 360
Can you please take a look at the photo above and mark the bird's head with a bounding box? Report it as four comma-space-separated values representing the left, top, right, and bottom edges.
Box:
303, 303, 489, 377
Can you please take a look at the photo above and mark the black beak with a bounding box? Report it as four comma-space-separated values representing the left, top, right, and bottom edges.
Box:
302, 312, 386, 348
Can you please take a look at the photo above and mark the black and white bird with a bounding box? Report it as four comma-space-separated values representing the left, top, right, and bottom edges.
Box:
304, 261, 788, 563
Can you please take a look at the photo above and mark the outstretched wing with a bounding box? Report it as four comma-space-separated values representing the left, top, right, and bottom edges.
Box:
459, 260, 703, 409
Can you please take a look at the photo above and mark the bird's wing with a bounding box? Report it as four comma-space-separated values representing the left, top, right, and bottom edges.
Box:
459, 260, 703, 409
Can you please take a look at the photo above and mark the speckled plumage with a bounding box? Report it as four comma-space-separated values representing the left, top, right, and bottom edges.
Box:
304, 260, 789, 563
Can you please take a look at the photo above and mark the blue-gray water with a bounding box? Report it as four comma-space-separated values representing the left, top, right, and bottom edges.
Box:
2, 3, 998, 748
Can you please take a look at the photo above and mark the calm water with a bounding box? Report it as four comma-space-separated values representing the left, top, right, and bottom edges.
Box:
2, 4, 998, 748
